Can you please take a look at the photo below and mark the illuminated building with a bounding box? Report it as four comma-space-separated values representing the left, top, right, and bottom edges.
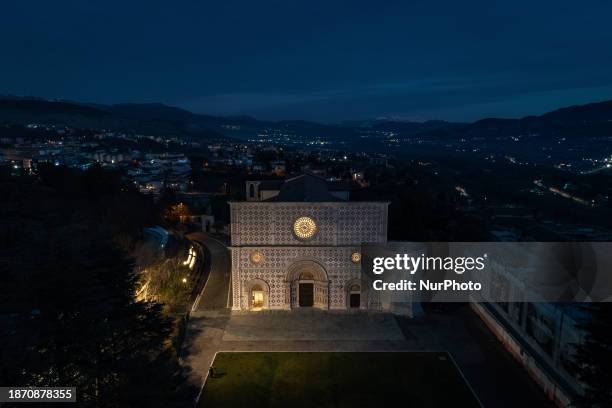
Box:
229, 173, 388, 311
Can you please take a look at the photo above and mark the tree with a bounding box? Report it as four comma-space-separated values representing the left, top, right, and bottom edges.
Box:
137, 259, 192, 314
570, 304, 612, 407
0, 175, 195, 407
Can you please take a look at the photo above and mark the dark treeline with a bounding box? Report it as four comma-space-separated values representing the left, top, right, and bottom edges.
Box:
0, 165, 195, 407
569, 304, 612, 407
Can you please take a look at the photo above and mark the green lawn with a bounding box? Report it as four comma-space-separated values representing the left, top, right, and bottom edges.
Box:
199, 352, 480, 408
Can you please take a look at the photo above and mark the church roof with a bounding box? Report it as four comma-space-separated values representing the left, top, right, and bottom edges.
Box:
264, 173, 345, 202
257, 179, 284, 190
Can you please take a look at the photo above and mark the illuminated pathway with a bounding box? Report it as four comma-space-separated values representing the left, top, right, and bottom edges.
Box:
186, 232, 232, 310
181, 232, 232, 396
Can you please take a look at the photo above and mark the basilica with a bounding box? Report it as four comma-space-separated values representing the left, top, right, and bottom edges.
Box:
229, 173, 390, 311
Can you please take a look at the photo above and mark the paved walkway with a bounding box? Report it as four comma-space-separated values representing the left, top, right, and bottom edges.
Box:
186, 232, 231, 310
394, 306, 554, 407
223, 310, 404, 341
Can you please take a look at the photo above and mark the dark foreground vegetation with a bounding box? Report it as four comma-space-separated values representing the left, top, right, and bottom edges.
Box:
0, 165, 195, 407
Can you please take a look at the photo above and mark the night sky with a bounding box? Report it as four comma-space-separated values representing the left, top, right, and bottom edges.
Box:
2, 0, 612, 123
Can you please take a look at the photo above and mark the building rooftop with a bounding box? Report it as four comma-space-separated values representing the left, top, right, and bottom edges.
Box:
264, 173, 345, 202
257, 179, 284, 190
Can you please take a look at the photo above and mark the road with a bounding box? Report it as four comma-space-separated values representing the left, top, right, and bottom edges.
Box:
186, 232, 231, 310
182, 233, 232, 401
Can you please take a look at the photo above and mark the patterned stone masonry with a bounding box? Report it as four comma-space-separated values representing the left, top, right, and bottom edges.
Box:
229, 201, 389, 311
232, 246, 363, 309
229, 202, 388, 246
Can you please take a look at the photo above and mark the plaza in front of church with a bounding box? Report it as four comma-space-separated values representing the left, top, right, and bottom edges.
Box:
180, 175, 554, 408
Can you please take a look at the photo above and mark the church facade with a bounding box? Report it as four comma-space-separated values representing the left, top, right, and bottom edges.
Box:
229, 174, 388, 311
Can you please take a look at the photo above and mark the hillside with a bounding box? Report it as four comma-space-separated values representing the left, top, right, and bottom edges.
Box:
1, 96, 611, 146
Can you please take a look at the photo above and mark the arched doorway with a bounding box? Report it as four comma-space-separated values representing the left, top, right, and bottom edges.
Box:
349, 284, 361, 308
245, 279, 270, 311
298, 272, 314, 307
286, 260, 329, 310
346, 279, 366, 310
251, 284, 264, 310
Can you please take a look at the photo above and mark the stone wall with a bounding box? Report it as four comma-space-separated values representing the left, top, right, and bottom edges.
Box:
229, 202, 388, 246
231, 246, 363, 310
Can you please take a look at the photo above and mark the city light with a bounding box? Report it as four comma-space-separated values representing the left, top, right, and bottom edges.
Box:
183, 246, 197, 269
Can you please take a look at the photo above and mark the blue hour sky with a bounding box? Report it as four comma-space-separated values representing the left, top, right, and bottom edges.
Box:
1, 0, 612, 123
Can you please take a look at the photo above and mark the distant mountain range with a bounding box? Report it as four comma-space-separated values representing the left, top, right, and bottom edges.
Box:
455, 100, 612, 139
1, 95, 612, 145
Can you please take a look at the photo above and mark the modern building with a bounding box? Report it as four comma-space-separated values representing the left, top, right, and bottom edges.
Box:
470, 246, 589, 406
473, 301, 586, 406
229, 173, 389, 311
